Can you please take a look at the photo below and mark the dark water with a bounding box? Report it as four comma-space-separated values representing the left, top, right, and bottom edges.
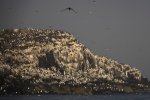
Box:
0, 94, 150, 100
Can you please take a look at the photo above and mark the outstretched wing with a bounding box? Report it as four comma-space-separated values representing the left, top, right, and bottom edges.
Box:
60, 8, 68, 12
70, 8, 77, 13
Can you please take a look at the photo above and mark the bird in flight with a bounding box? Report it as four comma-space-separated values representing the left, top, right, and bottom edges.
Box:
60, 7, 77, 13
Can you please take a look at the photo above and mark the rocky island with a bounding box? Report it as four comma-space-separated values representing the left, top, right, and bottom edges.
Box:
0, 28, 149, 95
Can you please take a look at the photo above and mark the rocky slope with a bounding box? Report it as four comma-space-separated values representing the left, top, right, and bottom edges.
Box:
0, 28, 149, 95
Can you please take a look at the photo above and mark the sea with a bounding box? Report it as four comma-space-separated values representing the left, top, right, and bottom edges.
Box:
0, 94, 150, 100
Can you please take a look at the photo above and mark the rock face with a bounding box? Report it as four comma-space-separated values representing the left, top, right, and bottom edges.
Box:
0, 28, 149, 95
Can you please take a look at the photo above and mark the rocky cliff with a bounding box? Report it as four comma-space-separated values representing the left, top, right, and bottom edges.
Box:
0, 28, 149, 95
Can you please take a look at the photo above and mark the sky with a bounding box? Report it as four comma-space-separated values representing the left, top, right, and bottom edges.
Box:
0, 0, 150, 79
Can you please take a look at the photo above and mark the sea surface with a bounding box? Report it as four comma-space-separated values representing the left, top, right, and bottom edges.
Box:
0, 94, 150, 100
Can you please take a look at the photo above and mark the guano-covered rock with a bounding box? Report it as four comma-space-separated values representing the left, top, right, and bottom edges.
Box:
0, 28, 149, 95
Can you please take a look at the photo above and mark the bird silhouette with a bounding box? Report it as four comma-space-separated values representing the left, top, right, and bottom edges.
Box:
60, 7, 77, 13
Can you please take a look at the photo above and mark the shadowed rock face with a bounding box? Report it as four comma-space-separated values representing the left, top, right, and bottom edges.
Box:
0, 28, 149, 95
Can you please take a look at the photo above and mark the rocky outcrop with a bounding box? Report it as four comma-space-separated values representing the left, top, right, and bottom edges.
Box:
0, 28, 149, 95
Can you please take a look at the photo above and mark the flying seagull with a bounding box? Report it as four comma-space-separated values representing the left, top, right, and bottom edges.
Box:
60, 7, 77, 13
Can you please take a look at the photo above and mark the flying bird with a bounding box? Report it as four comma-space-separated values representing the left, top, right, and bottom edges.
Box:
60, 7, 77, 13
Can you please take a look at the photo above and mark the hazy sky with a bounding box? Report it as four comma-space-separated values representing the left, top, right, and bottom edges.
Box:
0, 0, 150, 79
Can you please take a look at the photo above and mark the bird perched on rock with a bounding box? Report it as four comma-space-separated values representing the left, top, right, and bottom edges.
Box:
60, 7, 77, 13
